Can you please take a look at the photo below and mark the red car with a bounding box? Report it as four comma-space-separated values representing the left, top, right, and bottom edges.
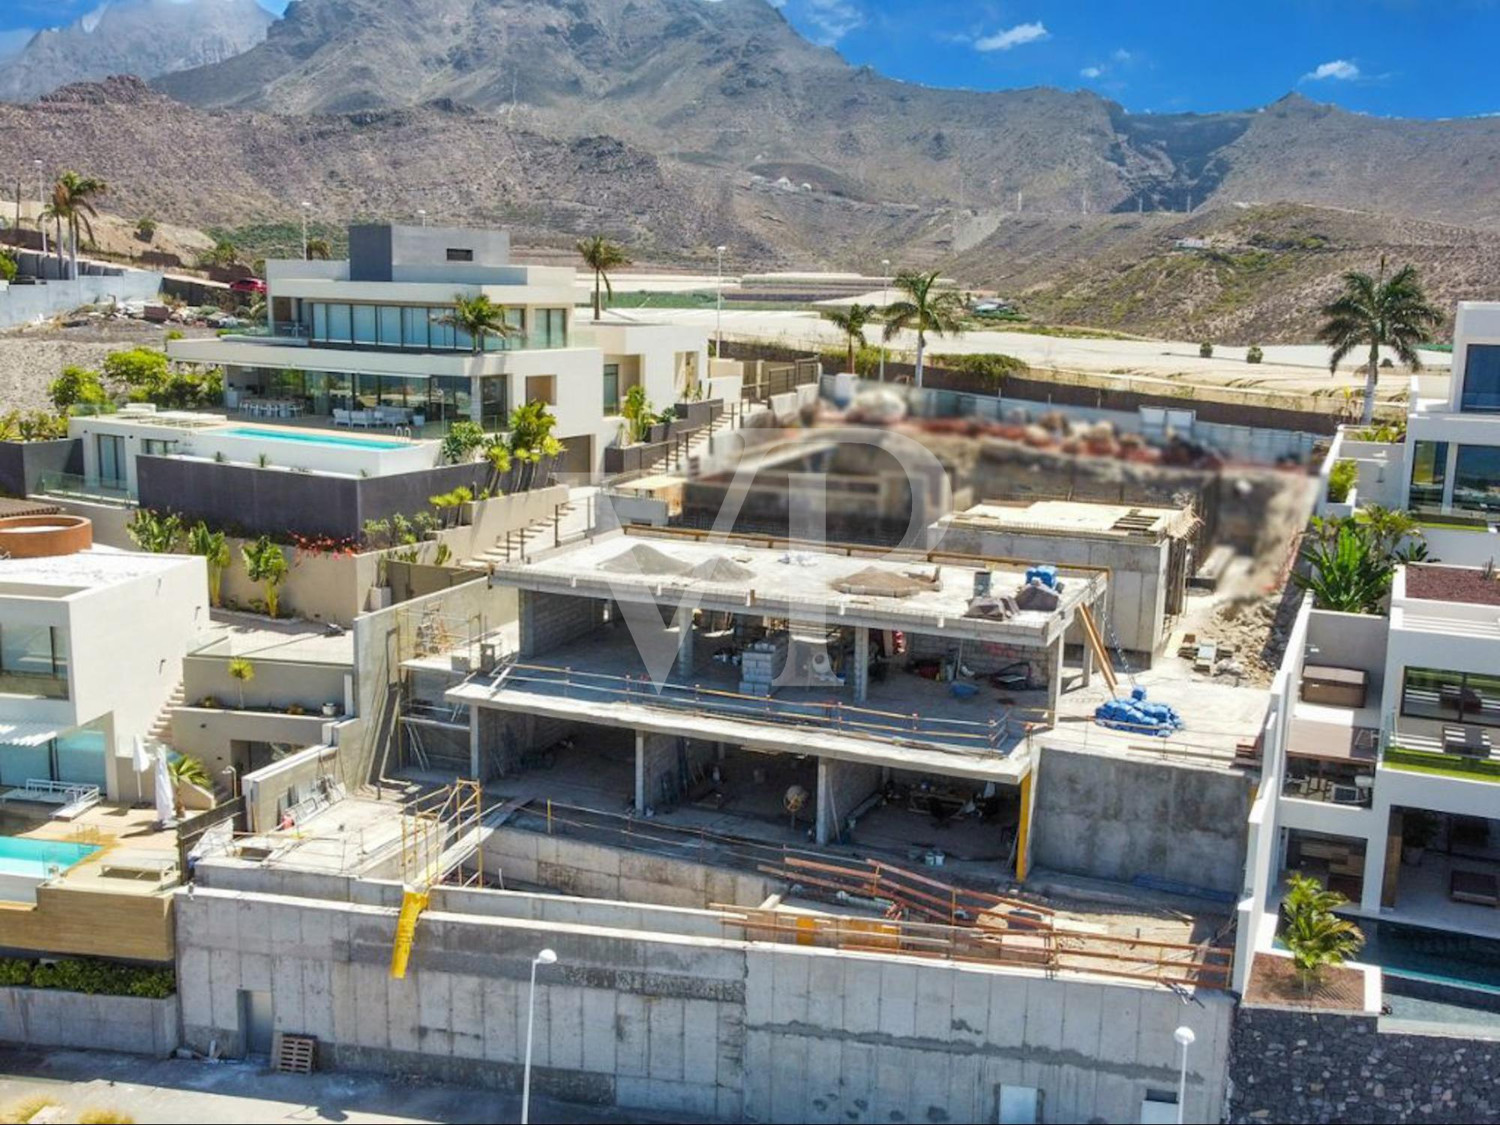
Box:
229, 277, 267, 296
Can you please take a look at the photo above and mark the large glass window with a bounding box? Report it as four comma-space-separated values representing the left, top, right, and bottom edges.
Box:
1409, 441, 1448, 510
480, 375, 508, 429
352, 304, 377, 345
378, 306, 401, 347
0, 742, 51, 788
326, 303, 352, 343
96, 434, 125, 487
1453, 445, 1500, 514
56, 723, 106, 788
429, 307, 456, 350
535, 308, 567, 348
402, 306, 429, 349
1461, 344, 1500, 412
1402, 666, 1500, 727
602, 364, 620, 414
0, 624, 68, 699
312, 302, 328, 341
498, 307, 525, 351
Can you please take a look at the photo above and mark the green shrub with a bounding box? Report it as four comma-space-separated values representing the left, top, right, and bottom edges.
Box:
1246, 344, 1264, 364
1327, 459, 1358, 504
931, 352, 1031, 385
0, 956, 174, 998
440, 420, 486, 464
1199, 341, 1214, 358
0, 251, 17, 284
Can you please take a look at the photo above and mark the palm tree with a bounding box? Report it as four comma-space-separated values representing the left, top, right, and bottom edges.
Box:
241, 536, 288, 619
185, 522, 230, 607
821, 303, 877, 375
49, 172, 107, 279
432, 294, 519, 354
1281, 873, 1364, 993
882, 270, 964, 389
227, 658, 255, 710
577, 235, 631, 321
1318, 257, 1441, 426
167, 754, 213, 817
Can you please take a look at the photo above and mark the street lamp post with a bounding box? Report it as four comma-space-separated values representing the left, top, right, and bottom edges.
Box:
521, 948, 557, 1125
715, 245, 727, 359
417, 208, 427, 227
34, 160, 45, 256
300, 200, 311, 260
1174, 1025, 1196, 1125
879, 258, 891, 382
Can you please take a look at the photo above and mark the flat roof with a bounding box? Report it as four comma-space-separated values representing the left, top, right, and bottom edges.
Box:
942, 499, 1194, 541
493, 531, 1105, 646
1404, 564, 1500, 607
193, 611, 354, 666
0, 546, 194, 594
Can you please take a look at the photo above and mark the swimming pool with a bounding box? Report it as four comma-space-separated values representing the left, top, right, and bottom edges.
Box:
223, 426, 408, 451
0, 836, 99, 880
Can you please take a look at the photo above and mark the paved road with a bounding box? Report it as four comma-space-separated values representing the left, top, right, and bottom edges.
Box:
0, 1048, 710, 1124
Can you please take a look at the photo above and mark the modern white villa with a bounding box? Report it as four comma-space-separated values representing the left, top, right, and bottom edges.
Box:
0, 513, 206, 806
1241, 300, 1500, 992
161, 223, 708, 480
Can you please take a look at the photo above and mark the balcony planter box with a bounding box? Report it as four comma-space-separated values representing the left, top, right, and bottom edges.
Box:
647, 422, 671, 444
604, 440, 669, 475
674, 398, 724, 429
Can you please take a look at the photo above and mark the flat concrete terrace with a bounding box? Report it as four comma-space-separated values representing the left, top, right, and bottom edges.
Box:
939, 498, 1196, 542
493, 529, 1106, 647
194, 610, 355, 666
201, 795, 406, 877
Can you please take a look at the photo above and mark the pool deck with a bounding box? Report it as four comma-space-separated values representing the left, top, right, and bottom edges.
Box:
0, 803, 179, 898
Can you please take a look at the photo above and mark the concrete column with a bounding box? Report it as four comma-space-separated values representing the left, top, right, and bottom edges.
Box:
468, 704, 481, 780
852, 625, 870, 702
676, 619, 695, 679
1044, 635, 1065, 719
815, 758, 833, 846
1015, 769, 1037, 881
1359, 803, 1393, 914
634, 730, 646, 813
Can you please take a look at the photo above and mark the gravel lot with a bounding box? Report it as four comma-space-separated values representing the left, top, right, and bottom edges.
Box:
0, 319, 206, 413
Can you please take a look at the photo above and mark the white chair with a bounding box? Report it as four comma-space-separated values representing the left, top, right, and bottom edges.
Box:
333, 409, 350, 427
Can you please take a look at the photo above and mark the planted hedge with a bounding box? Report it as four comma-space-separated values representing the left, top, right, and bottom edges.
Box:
0, 956, 174, 998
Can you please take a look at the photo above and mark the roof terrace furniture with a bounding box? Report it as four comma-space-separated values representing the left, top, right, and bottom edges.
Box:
1442, 724, 1490, 757
1300, 665, 1368, 709
1449, 868, 1499, 907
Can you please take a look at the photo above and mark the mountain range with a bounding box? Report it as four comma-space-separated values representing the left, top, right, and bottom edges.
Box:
0, 0, 273, 103
2, 0, 1500, 339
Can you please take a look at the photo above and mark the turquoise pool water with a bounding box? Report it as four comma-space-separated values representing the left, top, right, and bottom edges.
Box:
223, 426, 406, 451
0, 837, 99, 879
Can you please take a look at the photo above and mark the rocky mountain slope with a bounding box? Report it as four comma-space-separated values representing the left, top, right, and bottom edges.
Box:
0, 0, 273, 103
153, 0, 1500, 228
953, 203, 1500, 343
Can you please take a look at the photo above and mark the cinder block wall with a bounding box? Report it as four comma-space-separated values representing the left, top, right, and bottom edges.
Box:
176, 882, 1235, 1123
518, 591, 605, 659
906, 633, 1051, 684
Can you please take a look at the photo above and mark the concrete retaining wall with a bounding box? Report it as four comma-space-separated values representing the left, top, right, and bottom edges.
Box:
1031, 744, 1253, 895
1228, 1005, 1500, 1123
482, 826, 774, 909
175, 882, 1235, 1123
0, 988, 178, 1055
0, 438, 83, 498
0, 260, 163, 329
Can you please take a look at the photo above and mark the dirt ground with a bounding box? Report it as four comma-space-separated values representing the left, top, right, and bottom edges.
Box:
0, 319, 214, 413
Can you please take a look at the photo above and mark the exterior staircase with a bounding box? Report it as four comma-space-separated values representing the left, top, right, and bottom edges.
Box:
148, 682, 185, 748
642, 401, 770, 478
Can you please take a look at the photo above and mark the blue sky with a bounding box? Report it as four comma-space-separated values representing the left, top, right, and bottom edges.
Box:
3, 0, 1497, 120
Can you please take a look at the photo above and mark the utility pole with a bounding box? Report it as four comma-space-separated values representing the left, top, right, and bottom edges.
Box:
34, 160, 45, 256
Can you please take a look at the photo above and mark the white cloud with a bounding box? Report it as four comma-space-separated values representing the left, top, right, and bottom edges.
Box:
1303, 59, 1360, 82
797, 0, 865, 45
1112, 48, 1133, 63
975, 21, 1048, 52
1080, 65, 1104, 79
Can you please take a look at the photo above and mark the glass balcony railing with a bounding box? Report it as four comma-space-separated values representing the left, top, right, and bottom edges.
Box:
34, 472, 137, 508
0, 669, 69, 701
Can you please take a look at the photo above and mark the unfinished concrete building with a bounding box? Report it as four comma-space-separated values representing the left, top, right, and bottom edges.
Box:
440, 528, 1117, 878
930, 499, 1198, 660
